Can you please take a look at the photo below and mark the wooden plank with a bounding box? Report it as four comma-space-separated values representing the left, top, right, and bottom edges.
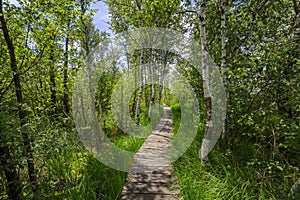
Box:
121, 194, 179, 200
131, 158, 170, 164
121, 106, 180, 200
122, 182, 176, 194
126, 173, 177, 183
129, 166, 174, 173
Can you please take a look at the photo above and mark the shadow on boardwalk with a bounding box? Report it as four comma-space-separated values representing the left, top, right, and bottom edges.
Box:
121, 106, 180, 200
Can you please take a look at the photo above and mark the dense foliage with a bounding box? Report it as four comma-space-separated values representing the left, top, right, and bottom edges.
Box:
0, 0, 299, 199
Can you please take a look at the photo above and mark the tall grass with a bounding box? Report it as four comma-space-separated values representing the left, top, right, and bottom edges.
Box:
6, 101, 292, 199
29, 127, 126, 200
170, 103, 280, 200
20, 110, 146, 200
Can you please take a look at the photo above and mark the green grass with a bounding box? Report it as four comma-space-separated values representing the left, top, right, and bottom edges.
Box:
3, 102, 294, 199
13, 116, 146, 200
30, 129, 127, 200
16, 151, 124, 200
170, 103, 181, 136
112, 135, 145, 152
170, 103, 280, 200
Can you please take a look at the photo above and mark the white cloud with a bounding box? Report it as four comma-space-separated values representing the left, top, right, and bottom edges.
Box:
8, 0, 20, 6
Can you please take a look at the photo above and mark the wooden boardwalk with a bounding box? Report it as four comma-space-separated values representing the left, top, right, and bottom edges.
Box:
121, 106, 180, 200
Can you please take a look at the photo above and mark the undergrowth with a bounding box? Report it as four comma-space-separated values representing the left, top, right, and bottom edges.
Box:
171, 103, 295, 200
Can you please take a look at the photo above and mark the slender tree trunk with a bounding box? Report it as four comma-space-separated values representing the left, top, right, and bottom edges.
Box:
148, 60, 156, 118
134, 0, 143, 123
220, 0, 228, 142
80, 0, 90, 57
292, 0, 300, 25
131, 67, 137, 115
158, 51, 167, 110
135, 50, 144, 125
126, 48, 137, 116
158, 72, 163, 109
144, 62, 149, 109
49, 42, 57, 116
199, 0, 213, 164
120, 84, 124, 127
63, 23, 70, 115
220, 0, 227, 75
0, 0, 36, 190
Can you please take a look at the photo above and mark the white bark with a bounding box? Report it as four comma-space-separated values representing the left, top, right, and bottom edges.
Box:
135, 50, 144, 125
148, 54, 155, 118
199, 0, 213, 164
158, 51, 167, 110
220, 0, 227, 141
220, 0, 227, 75
135, 0, 143, 124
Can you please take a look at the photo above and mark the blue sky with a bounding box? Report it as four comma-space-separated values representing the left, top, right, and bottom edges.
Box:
91, 1, 111, 33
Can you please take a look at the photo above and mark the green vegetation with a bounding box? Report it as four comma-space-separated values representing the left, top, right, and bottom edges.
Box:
171, 103, 299, 199
170, 103, 181, 136
1, 0, 299, 199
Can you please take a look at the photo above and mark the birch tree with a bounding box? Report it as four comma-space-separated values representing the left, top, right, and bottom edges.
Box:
199, 0, 213, 164
134, 0, 144, 125
220, 0, 227, 75
220, 0, 227, 141
135, 50, 145, 125
148, 50, 156, 118
158, 50, 167, 110
106, 0, 181, 123
63, 21, 70, 116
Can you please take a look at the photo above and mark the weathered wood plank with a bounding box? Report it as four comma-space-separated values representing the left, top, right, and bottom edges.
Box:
122, 182, 175, 194
121, 193, 179, 200
126, 173, 176, 183
121, 106, 180, 200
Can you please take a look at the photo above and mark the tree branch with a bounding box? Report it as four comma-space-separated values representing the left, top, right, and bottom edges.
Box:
177, 10, 199, 15
292, 0, 299, 15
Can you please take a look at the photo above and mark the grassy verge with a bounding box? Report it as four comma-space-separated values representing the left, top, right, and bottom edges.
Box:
27, 116, 146, 200
170, 103, 280, 199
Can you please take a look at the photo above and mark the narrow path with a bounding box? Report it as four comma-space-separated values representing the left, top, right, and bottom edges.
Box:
121, 106, 180, 200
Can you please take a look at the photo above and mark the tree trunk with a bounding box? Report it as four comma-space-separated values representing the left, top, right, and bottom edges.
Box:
120, 84, 124, 127
131, 66, 137, 115
49, 43, 57, 116
0, 0, 36, 191
0, 123, 22, 200
199, 0, 213, 164
80, 0, 90, 57
135, 50, 144, 125
143, 62, 149, 109
134, 0, 143, 123
220, 0, 227, 75
63, 23, 70, 115
292, 0, 300, 27
158, 50, 167, 110
220, 0, 228, 142
148, 61, 155, 118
